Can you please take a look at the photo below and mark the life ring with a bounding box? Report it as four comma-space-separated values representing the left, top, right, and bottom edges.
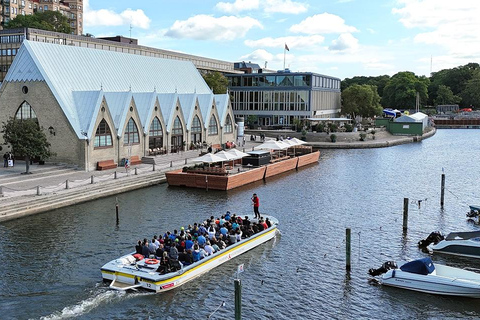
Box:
133, 253, 144, 261
145, 258, 159, 265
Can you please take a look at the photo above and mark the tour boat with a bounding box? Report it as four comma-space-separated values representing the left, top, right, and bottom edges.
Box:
101, 215, 279, 292
373, 258, 480, 298
431, 231, 480, 259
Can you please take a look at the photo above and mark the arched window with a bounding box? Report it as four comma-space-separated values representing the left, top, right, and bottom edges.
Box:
191, 115, 202, 143
15, 101, 37, 120
224, 115, 233, 133
94, 119, 113, 148
171, 116, 184, 152
172, 116, 183, 135
124, 118, 139, 144
208, 115, 218, 135
149, 117, 163, 149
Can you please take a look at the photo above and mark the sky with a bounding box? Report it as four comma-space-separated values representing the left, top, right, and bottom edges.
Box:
83, 0, 480, 80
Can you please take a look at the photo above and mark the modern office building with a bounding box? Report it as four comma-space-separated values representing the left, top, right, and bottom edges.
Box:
226, 70, 342, 128
0, 40, 236, 170
0, 27, 236, 82
0, 0, 83, 35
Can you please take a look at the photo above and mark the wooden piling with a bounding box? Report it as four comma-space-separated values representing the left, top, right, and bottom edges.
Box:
234, 279, 242, 320
440, 174, 445, 208
170, 161, 173, 167
185, 158, 187, 165
115, 197, 119, 224
403, 198, 409, 231
346, 228, 351, 271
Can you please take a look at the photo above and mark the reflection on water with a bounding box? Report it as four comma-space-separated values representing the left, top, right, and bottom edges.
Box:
1, 130, 480, 319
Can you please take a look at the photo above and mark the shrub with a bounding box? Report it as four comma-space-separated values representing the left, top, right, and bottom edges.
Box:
359, 133, 367, 141
328, 123, 338, 133
330, 134, 337, 143
316, 123, 325, 132
344, 123, 353, 132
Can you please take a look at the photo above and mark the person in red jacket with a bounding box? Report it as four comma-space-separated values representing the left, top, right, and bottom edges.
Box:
252, 193, 260, 219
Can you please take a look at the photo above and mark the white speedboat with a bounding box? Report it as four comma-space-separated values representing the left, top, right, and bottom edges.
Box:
101, 215, 278, 292
378, 258, 480, 298
431, 231, 480, 258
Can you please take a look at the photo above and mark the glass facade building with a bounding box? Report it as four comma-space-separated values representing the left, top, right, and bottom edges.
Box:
227, 71, 342, 128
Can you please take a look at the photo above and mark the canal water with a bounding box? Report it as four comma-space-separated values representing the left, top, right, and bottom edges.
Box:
1, 129, 479, 320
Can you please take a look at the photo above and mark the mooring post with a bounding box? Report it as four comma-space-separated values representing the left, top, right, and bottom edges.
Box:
234, 279, 242, 320
114, 171, 117, 179
440, 173, 445, 208
403, 197, 409, 231
36, 186, 40, 196
346, 228, 351, 271
170, 161, 173, 168
205, 175, 208, 192
65, 180, 69, 189
185, 158, 187, 165
135, 167, 138, 175
91, 175, 94, 184
115, 197, 119, 224
0, 186, 3, 197
153, 163, 156, 171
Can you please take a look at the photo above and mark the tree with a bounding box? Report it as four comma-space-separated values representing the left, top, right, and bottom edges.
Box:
434, 85, 461, 106
2, 118, 54, 173
460, 72, 480, 109
341, 84, 382, 118
382, 71, 429, 109
341, 75, 390, 97
6, 11, 71, 34
202, 71, 228, 94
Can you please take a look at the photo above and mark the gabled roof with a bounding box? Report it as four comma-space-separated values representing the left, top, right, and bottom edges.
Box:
72, 90, 104, 139
4, 40, 211, 138
178, 93, 197, 130
103, 91, 133, 136
157, 93, 179, 133
215, 94, 230, 127
197, 93, 215, 129
132, 92, 158, 133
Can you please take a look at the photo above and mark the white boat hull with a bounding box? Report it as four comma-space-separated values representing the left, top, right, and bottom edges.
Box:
101, 215, 278, 293
382, 264, 480, 298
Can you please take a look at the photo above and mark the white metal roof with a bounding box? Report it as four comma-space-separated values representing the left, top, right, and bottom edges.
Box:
215, 94, 230, 127
132, 92, 158, 134
4, 40, 211, 139
178, 93, 197, 130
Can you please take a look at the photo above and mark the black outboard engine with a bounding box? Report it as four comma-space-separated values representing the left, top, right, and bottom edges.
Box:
368, 261, 397, 277
467, 209, 480, 219
418, 231, 444, 248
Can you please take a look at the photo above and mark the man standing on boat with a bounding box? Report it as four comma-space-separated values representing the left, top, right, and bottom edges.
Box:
252, 193, 260, 219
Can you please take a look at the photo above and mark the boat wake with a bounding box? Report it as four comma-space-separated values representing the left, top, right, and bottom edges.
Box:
38, 286, 152, 320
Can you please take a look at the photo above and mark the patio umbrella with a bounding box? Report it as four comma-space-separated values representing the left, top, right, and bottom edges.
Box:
226, 148, 249, 159
255, 140, 289, 150
191, 153, 224, 163
289, 137, 307, 145
215, 150, 237, 161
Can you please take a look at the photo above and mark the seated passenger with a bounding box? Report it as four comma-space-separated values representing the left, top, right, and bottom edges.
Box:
207, 226, 216, 240
149, 238, 158, 254
198, 224, 207, 236
204, 241, 214, 256
236, 229, 242, 242
155, 244, 165, 259
265, 218, 272, 228
211, 238, 220, 252
225, 211, 231, 221
228, 230, 237, 245
135, 240, 142, 254
157, 252, 170, 274
220, 226, 228, 237
169, 245, 179, 260
197, 234, 207, 247
192, 244, 201, 262
243, 216, 250, 228
185, 236, 194, 251
232, 221, 239, 231
261, 219, 268, 230
142, 240, 150, 258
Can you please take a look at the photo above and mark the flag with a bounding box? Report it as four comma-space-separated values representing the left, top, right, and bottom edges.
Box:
285, 43, 289, 51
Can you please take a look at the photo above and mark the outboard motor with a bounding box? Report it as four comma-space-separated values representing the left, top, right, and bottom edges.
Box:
418, 231, 444, 248
467, 209, 480, 219
368, 261, 397, 277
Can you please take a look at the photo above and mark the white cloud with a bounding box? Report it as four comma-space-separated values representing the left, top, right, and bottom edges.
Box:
216, 0, 307, 14
329, 33, 359, 51
84, 0, 151, 29
215, 0, 259, 13
263, 0, 308, 14
393, 0, 480, 61
244, 35, 324, 49
290, 13, 359, 34
240, 49, 274, 63
165, 15, 263, 41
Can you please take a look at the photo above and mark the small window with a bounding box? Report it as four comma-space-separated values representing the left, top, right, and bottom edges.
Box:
15, 101, 36, 120
224, 115, 233, 134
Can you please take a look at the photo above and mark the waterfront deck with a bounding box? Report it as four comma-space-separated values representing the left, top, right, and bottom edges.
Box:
165, 151, 320, 190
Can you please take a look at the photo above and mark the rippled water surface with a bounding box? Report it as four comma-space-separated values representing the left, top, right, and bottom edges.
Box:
1, 129, 480, 320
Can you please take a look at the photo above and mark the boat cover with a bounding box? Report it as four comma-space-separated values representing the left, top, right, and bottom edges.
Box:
400, 257, 435, 275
